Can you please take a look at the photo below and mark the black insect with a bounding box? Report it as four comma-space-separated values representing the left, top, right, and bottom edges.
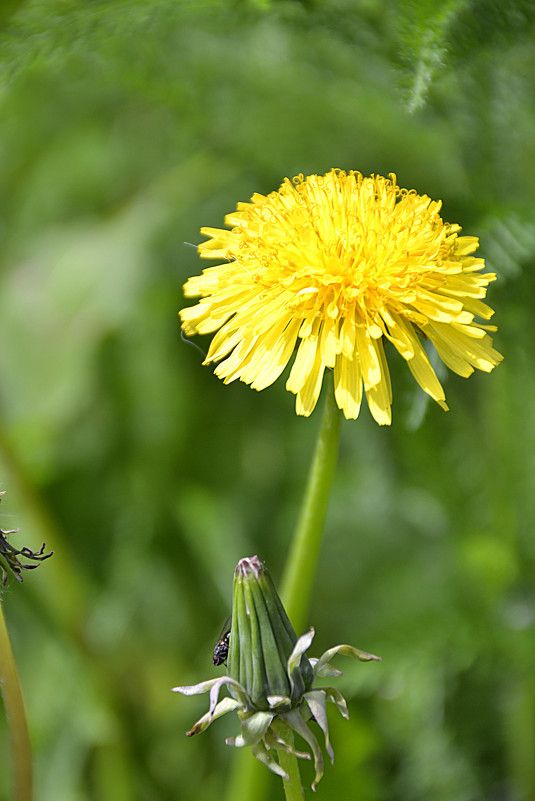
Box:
213, 616, 231, 666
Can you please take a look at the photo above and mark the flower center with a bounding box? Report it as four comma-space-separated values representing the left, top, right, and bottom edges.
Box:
228, 172, 451, 322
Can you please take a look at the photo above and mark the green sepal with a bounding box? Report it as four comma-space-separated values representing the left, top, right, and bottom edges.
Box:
280, 707, 324, 791
304, 690, 334, 762
250, 740, 289, 781
312, 643, 381, 683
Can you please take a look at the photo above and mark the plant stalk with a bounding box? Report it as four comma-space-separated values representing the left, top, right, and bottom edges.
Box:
0, 599, 33, 801
281, 369, 342, 631
272, 720, 306, 801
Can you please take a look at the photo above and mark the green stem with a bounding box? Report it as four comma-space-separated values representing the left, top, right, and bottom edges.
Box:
224, 374, 342, 801
271, 720, 306, 801
0, 599, 33, 801
281, 370, 342, 631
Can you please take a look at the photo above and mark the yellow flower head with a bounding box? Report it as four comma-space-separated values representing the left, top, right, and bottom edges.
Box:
180, 170, 502, 424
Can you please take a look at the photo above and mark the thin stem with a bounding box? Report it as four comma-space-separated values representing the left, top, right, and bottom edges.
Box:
0, 599, 33, 801
271, 720, 306, 801
281, 370, 342, 632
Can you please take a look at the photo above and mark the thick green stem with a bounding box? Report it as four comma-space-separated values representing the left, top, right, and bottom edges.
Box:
0, 600, 33, 801
271, 720, 306, 801
281, 370, 342, 632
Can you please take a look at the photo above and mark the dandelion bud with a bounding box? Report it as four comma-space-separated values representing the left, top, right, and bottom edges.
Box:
173, 555, 381, 788
228, 555, 313, 711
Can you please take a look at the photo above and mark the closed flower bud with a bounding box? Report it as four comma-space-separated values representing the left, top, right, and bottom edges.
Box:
228, 555, 313, 711
173, 555, 381, 789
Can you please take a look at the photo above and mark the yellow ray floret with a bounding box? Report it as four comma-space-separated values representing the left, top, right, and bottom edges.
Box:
180, 170, 503, 423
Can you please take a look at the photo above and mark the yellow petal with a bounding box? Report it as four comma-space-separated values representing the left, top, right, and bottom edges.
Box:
286, 319, 321, 394
334, 353, 362, 419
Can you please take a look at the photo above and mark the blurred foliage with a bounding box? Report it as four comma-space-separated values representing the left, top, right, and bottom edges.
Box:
0, 0, 535, 799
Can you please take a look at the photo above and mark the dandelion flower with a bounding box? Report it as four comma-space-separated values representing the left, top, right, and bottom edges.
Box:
180, 170, 502, 424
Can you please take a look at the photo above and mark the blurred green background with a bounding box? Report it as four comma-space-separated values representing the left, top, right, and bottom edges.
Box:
1, 1, 535, 799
